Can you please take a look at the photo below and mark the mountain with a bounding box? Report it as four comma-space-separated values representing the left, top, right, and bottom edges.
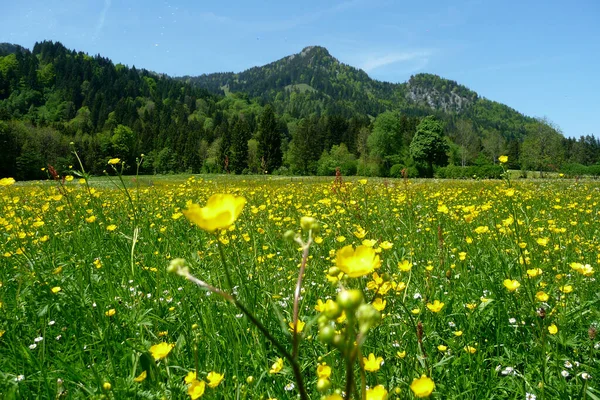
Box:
0, 40, 597, 180
180, 46, 534, 137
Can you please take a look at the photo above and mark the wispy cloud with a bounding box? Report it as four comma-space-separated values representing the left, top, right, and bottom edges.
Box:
360, 50, 432, 72
94, 0, 112, 38
197, 0, 365, 32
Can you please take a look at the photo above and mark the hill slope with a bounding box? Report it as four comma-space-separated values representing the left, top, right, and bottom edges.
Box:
181, 46, 535, 138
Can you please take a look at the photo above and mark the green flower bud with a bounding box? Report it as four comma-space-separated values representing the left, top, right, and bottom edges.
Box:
316, 378, 331, 392
300, 216, 316, 231
356, 303, 381, 334
323, 300, 342, 320
167, 258, 186, 274
318, 324, 336, 344
337, 289, 363, 311
327, 266, 341, 276
283, 230, 297, 242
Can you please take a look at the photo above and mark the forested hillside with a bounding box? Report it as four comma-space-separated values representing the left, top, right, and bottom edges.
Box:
1, 41, 598, 180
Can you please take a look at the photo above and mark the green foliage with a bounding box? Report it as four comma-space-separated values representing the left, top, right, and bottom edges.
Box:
316, 143, 357, 176
409, 116, 449, 176
0, 40, 599, 180
435, 164, 504, 179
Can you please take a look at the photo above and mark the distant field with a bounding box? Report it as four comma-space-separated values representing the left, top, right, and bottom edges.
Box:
0, 174, 598, 399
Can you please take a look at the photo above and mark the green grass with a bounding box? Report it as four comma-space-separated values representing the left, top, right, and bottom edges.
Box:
0, 174, 598, 399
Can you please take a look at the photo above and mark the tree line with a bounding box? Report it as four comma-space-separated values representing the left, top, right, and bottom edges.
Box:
0, 41, 598, 180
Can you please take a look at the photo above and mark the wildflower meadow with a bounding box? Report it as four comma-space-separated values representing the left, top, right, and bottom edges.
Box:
0, 161, 599, 399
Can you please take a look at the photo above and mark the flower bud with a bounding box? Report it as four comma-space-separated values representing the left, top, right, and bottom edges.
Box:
337, 289, 363, 311
327, 266, 341, 276
300, 216, 316, 231
283, 230, 297, 242
356, 303, 381, 333
318, 324, 336, 344
316, 378, 331, 392
167, 258, 187, 274
323, 300, 342, 320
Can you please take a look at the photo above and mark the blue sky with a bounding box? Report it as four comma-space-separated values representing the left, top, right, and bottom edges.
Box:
1, 0, 598, 137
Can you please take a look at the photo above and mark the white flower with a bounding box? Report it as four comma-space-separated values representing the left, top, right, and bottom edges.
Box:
526, 393, 537, 400
29, 344, 37, 349
509, 318, 517, 324
284, 382, 295, 391
15, 375, 25, 382
413, 292, 422, 299
561, 370, 570, 378
581, 372, 591, 380
48, 320, 55, 326
34, 336, 44, 343
564, 361, 573, 369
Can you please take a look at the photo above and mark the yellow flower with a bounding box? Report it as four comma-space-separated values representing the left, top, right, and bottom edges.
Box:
106, 224, 117, 231
398, 259, 412, 272
51, 286, 61, 294
288, 320, 305, 333
363, 353, 383, 372
105, 309, 116, 317
326, 395, 344, 400
527, 268, 543, 278
426, 300, 445, 313
458, 252, 467, 261
336, 235, 346, 243
103, 382, 112, 390
536, 237, 549, 247
379, 241, 393, 250
0, 177, 16, 186
396, 350, 406, 358
65, 175, 74, 182
559, 285, 573, 294
185, 371, 197, 384
437, 345, 447, 352
134, 370, 147, 382
85, 215, 96, 223
149, 342, 174, 361
372, 297, 386, 311
464, 346, 477, 354
269, 358, 283, 374
359, 179, 368, 185
437, 204, 449, 214
498, 155, 508, 163
207, 371, 224, 388
108, 158, 121, 165
188, 379, 206, 399
335, 245, 381, 278
183, 194, 246, 233
410, 374, 435, 398
454, 330, 463, 337
570, 262, 594, 276
474, 226, 489, 234
317, 363, 332, 379
503, 279, 521, 292
536, 291, 549, 302
548, 324, 558, 335
366, 384, 388, 400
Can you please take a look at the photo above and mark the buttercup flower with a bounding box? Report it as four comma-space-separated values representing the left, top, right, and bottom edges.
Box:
183, 194, 246, 233
366, 384, 388, 400
498, 155, 508, 163
188, 379, 206, 399
410, 374, 435, 398
269, 358, 283, 374
426, 300, 445, 313
363, 353, 383, 372
336, 245, 381, 278
0, 177, 16, 186
107, 158, 121, 165
503, 279, 521, 292
149, 342, 174, 360
207, 371, 224, 388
